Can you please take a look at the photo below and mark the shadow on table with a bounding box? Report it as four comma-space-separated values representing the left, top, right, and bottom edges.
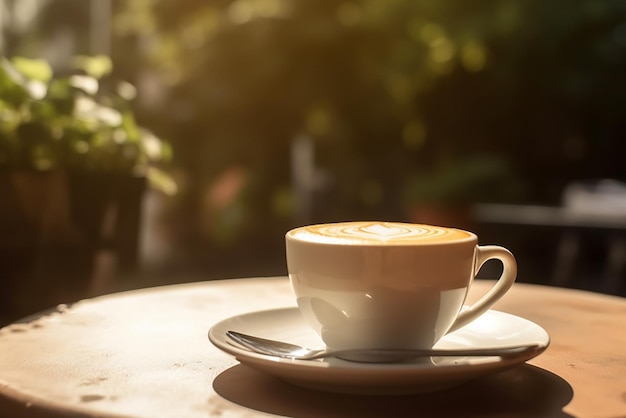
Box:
213, 363, 574, 417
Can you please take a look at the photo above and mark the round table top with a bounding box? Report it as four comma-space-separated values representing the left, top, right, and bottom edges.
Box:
0, 277, 625, 418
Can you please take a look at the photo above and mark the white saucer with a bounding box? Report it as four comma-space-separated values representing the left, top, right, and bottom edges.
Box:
208, 307, 549, 395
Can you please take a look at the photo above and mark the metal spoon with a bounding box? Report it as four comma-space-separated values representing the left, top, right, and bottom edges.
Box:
226, 330, 542, 363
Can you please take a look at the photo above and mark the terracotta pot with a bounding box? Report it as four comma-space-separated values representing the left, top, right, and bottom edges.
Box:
0, 170, 145, 324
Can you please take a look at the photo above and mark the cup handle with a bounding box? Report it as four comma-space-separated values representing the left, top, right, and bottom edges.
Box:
447, 245, 517, 333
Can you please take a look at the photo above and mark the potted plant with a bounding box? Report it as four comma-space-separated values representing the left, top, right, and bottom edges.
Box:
0, 56, 175, 322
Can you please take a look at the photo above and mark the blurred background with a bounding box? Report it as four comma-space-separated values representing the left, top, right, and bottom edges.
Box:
1, 0, 625, 324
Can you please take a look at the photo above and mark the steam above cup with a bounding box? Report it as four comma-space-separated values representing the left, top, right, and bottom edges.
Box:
285, 221, 517, 356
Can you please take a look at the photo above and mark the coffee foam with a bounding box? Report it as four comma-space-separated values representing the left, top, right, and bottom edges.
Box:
288, 222, 474, 245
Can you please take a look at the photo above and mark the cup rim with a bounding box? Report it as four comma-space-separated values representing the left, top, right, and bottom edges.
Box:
285, 221, 477, 247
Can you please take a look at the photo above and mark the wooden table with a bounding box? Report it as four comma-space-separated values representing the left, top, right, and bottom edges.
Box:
0, 277, 625, 417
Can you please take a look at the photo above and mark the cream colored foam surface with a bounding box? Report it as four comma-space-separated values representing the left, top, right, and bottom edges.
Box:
288, 222, 473, 245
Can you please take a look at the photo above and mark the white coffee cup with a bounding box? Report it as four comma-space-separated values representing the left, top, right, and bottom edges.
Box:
285, 221, 517, 355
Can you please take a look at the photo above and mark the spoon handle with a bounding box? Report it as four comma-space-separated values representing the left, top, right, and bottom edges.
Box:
226, 330, 542, 362
317, 344, 543, 362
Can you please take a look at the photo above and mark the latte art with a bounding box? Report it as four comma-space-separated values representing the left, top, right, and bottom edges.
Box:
288, 222, 473, 245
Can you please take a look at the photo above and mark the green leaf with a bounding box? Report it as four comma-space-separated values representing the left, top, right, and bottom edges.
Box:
146, 166, 178, 196
0, 58, 26, 87
11, 57, 53, 82
0, 58, 30, 105
73, 55, 113, 79
69, 75, 99, 95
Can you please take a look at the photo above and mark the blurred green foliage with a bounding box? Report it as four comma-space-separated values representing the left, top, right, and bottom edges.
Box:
0, 55, 175, 194
106, 0, 626, 246
9, 0, 625, 251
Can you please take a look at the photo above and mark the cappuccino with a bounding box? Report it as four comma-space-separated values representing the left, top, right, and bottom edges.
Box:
286, 221, 517, 357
